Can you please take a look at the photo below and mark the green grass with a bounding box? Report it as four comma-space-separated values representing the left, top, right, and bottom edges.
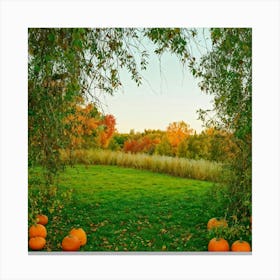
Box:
29, 165, 226, 252
60, 149, 223, 182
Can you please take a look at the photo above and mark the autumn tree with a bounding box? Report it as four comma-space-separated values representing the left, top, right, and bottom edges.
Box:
96, 115, 116, 149
63, 100, 116, 150
64, 102, 100, 149
123, 136, 160, 154
166, 121, 194, 154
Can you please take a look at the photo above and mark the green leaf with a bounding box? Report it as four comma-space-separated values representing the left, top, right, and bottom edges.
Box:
48, 33, 55, 43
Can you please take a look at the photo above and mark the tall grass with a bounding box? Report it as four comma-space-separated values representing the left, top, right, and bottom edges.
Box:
60, 149, 223, 182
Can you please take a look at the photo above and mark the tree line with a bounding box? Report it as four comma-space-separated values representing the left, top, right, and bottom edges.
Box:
61, 101, 238, 163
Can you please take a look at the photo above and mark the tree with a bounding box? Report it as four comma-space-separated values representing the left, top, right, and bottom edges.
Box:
64, 102, 100, 149
123, 136, 160, 154
193, 28, 252, 218
183, 133, 208, 160
166, 121, 194, 154
177, 138, 189, 158
155, 136, 174, 157
108, 133, 130, 151
96, 115, 116, 149
28, 28, 196, 183
202, 128, 238, 162
64, 102, 116, 150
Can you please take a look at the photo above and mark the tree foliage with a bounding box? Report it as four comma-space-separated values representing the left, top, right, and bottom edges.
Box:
166, 121, 193, 150
195, 28, 252, 139
192, 28, 252, 218
116, 125, 236, 162
64, 102, 116, 150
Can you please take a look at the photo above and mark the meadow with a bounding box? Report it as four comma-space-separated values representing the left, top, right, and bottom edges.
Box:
28, 164, 227, 252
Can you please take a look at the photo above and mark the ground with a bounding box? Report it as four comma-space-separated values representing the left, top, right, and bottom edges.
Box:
29, 165, 225, 252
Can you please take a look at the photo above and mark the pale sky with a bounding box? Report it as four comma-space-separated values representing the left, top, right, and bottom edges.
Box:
100, 30, 213, 133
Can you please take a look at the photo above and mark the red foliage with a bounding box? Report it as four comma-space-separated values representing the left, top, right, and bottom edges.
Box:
123, 136, 160, 154
98, 115, 116, 148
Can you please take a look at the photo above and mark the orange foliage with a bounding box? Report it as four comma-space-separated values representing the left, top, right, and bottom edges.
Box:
64, 103, 99, 147
97, 115, 116, 148
64, 102, 115, 149
166, 121, 193, 148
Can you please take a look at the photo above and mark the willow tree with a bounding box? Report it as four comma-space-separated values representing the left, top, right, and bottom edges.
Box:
194, 28, 252, 218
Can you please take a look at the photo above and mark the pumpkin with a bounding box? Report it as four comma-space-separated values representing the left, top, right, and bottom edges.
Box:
29, 237, 46, 250
69, 228, 87, 246
208, 237, 230, 251
62, 235, 81, 251
36, 214, 48, 225
231, 240, 251, 252
207, 218, 228, 230
29, 224, 47, 238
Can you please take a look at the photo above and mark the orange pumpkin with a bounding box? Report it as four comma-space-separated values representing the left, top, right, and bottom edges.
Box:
29, 237, 46, 250
36, 214, 48, 225
62, 235, 81, 251
231, 240, 251, 252
208, 238, 230, 251
207, 218, 228, 230
29, 224, 47, 238
69, 228, 87, 246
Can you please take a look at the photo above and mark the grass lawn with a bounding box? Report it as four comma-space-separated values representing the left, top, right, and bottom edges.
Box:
29, 165, 225, 252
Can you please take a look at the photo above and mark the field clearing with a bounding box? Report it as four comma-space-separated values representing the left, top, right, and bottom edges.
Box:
29, 165, 226, 252
60, 149, 223, 182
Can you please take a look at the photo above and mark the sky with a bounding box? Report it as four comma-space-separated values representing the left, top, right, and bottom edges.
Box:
100, 30, 213, 134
